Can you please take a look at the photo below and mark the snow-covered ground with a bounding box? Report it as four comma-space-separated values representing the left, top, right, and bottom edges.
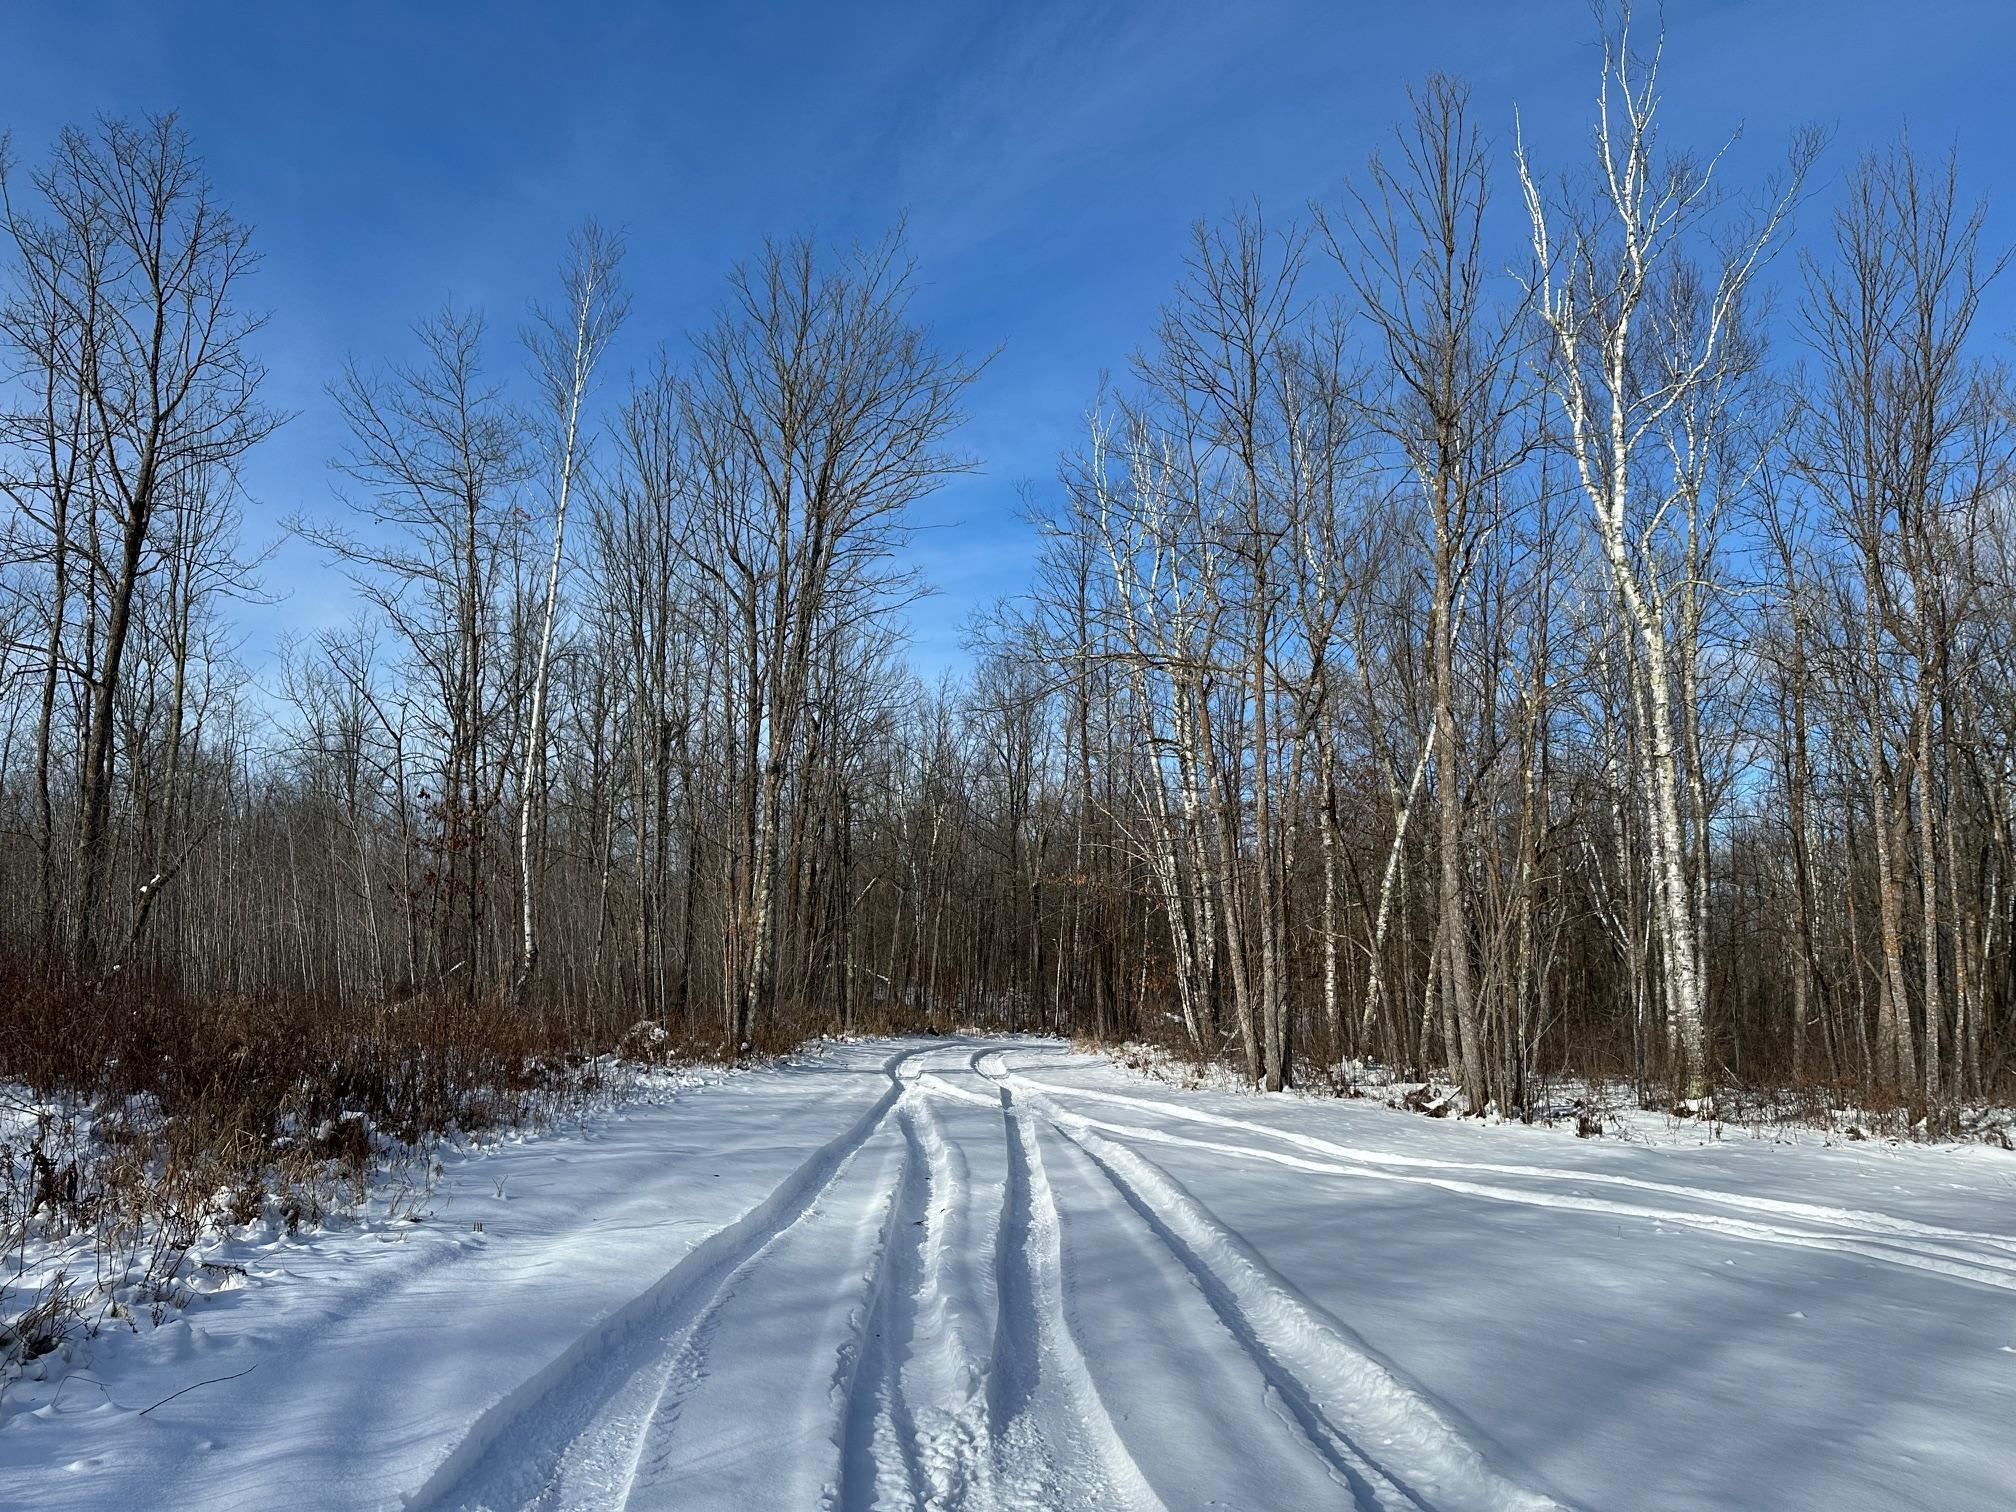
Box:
5, 1036, 2014, 1510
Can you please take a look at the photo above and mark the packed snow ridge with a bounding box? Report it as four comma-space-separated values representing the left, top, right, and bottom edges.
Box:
6, 1037, 2015, 1510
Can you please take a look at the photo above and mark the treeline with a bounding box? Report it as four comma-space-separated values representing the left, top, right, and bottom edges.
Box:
4, 12, 2015, 1115
0, 113, 986, 1056
994, 34, 2016, 1112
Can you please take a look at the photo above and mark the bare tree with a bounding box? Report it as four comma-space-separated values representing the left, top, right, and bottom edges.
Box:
0, 115, 278, 977
512, 222, 627, 999
1328, 72, 1529, 1109
681, 231, 980, 1047
1515, 7, 1814, 1092
1794, 141, 2012, 1101
306, 309, 529, 994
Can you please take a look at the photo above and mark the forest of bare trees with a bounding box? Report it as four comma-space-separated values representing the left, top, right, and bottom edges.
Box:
5, 13, 2015, 1124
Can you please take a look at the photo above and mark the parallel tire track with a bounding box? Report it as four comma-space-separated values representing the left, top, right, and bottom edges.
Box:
981, 1057, 1167, 1512
419, 1041, 1583, 1512
983, 1054, 1565, 1512
835, 1099, 932, 1511
1000, 1076, 2016, 1296
1006, 1074, 2016, 1260
409, 1046, 928, 1512
896, 1075, 996, 1508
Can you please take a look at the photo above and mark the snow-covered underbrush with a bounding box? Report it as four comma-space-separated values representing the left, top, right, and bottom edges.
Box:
0, 966, 759, 1404
1101, 1036, 2016, 1151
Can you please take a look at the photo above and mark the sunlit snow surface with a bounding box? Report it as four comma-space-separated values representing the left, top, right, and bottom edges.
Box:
5, 1036, 2014, 1510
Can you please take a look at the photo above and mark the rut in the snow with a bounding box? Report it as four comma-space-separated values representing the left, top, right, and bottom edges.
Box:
410, 1043, 1570, 1512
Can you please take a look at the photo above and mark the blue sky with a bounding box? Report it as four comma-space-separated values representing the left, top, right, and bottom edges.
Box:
8, 1, 2014, 677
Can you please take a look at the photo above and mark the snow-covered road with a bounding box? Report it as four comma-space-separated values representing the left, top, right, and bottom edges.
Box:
9, 1037, 2016, 1510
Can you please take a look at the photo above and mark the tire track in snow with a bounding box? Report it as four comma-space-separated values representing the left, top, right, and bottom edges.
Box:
1007, 1072, 2016, 1259
835, 1095, 932, 1511
979, 1053, 1166, 1512
613, 1125, 907, 1509
982, 1054, 1566, 1512
998, 1070, 2016, 1297
889, 1064, 998, 1508
408, 1044, 928, 1512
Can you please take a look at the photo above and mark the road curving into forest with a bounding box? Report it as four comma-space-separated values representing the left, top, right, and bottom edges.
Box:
413, 1040, 1563, 1511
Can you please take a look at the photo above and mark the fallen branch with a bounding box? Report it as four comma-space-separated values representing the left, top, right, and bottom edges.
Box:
138, 1362, 259, 1416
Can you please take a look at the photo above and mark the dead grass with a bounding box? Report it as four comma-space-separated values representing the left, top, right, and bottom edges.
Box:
0, 958, 781, 1397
